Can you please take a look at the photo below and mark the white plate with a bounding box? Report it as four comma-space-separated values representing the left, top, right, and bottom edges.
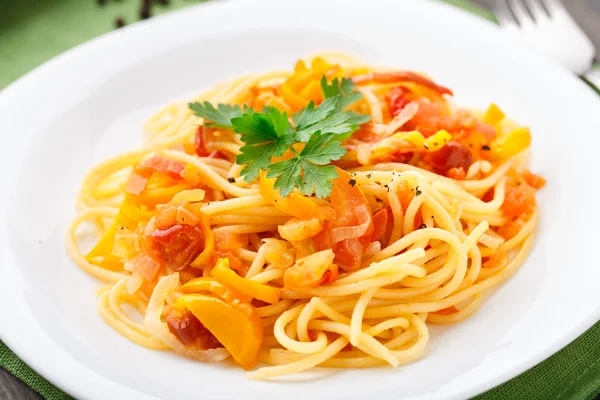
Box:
1, 0, 599, 399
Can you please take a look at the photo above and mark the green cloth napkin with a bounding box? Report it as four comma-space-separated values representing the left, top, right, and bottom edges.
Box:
0, 1, 599, 399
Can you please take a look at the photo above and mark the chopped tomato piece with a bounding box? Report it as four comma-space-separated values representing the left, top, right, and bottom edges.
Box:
497, 213, 530, 240
427, 142, 473, 172
330, 169, 373, 243
150, 200, 214, 271
166, 310, 222, 349
352, 123, 379, 142
128, 235, 163, 281
135, 155, 185, 180
481, 188, 495, 203
501, 183, 536, 218
352, 71, 453, 96
329, 169, 374, 269
371, 208, 388, 243
521, 170, 546, 190
447, 167, 466, 180
386, 87, 411, 116
375, 150, 414, 164
195, 126, 211, 157
333, 237, 364, 270
152, 224, 206, 271
125, 172, 150, 196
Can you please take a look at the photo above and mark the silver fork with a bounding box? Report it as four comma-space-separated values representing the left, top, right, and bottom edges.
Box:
492, 0, 600, 89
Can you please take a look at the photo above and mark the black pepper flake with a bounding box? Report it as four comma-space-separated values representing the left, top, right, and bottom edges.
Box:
366, 173, 372, 178
433, 142, 438, 146
418, 223, 427, 229
274, 199, 278, 202
481, 145, 491, 151
348, 179, 357, 187
415, 186, 422, 196
227, 177, 235, 183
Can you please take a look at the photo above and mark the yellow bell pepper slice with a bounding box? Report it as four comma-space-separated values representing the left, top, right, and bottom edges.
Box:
211, 258, 281, 304
294, 60, 308, 74
174, 294, 263, 370
393, 130, 452, 152
490, 127, 531, 161
180, 277, 252, 303
85, 194, 146, 261
483, 103, 506, 126
311, 57, 332, 70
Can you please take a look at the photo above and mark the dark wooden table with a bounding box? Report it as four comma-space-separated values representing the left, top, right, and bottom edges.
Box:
1, 0, 599, 399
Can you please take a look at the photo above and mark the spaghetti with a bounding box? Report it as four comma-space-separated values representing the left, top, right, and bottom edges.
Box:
67, 53, 543, 379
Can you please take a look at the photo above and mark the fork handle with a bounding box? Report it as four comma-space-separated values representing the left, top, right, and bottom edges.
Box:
584, 68, 600, 92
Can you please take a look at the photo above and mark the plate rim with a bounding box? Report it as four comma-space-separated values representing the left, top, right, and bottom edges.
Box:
1, 1, 600, 399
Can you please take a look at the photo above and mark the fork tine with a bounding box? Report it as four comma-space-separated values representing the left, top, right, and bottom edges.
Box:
509, 0, 536, 27
542, 0, 567, 15
525, 0, 549, 21
492, 0, 518, 26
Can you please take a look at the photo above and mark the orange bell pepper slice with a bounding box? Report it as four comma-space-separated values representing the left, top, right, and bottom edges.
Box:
259, 171, 334, 221
174, 293, 263, 370
211, 258, 281, 304
189, 208, 214, 269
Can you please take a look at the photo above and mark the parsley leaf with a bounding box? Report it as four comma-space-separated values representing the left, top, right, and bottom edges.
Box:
189, 102, 245, 128
232, 106, 289, 144
293, 96, 358, 142
320, 76, 363, 110
293, 97, 338, 130
299, 131, 347, 164
267, 132, 346, 198
301, 163, 339, 199
233, 107, 293, 181
345, 111, 372, 125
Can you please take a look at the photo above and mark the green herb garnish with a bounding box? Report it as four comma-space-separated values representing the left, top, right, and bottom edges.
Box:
189, 76, 370, 198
